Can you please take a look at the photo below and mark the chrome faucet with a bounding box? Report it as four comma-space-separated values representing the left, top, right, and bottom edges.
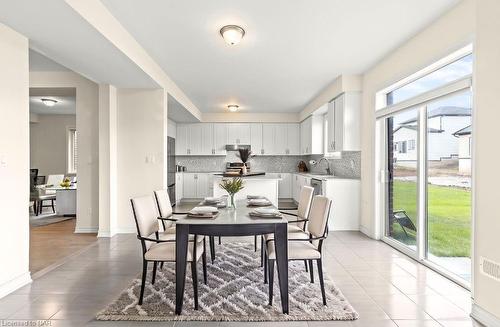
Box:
317, 157, 332, 175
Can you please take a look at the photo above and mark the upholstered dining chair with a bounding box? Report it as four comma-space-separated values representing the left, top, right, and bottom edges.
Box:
264, 195, 332, 305
131, 195, 207, 308
260, 185, 314, 267
38, 174, 64, 214
154, 189, 216, 263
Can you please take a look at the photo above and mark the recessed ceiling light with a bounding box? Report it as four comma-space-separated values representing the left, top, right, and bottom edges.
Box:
41, 98, 58, 107
220, 25, 245, 45
227, 104, 239, 112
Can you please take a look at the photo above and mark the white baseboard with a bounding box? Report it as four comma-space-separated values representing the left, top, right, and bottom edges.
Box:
359, 225, 376, 239
114, 227, 136, 234
0, 272, 32, 299
74, 227, 99, 233
471, 303, 500, 327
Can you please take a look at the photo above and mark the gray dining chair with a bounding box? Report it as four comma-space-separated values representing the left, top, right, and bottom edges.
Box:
264, 195, 332, 305
131, 195, 207, 308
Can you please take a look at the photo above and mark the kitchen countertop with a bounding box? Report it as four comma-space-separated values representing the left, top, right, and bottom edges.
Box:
212, 174, 281, 180
294, 172, 360, 181
176, 171, 359, 180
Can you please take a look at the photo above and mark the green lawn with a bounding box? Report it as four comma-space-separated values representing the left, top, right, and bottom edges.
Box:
390, 180, 471, 257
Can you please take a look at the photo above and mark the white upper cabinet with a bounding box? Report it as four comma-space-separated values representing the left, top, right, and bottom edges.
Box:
227, 123, 250, 144
286, 124, 300, 155
274, 124, 287, 155
175, 124, 188, 155
175, 122, 302, 156
260, 123, 300, 155
300, 115, 323, 155
250, 123, 263, 155
327, 92, 361, 152
200, 123, 214, 155
213, 123, 228, 155
262, 124, 274, 155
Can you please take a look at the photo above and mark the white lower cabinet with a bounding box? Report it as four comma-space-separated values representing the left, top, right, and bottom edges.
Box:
323, 179, 360, 231
277, 173, 292, 198
182, 173, 213, 199
175, 173, 183, 203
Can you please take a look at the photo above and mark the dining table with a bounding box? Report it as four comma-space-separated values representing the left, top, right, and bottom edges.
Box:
175, 199, 289, 315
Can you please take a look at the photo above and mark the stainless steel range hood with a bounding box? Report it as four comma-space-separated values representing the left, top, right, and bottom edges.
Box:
225, 144, 251, 151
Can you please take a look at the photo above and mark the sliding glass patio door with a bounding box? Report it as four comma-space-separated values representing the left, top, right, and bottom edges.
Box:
425, 90, 472, 283
386, 108, 420, 252
382, 88, 472, 286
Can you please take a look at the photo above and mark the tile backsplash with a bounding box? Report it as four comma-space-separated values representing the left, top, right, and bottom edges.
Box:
176, 151, 360, 179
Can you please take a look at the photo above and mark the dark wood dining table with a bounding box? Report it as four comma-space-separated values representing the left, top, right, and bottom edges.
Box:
175, 199, 289, 314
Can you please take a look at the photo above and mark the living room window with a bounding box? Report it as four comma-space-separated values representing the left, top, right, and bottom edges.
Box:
68, 128, 78, 174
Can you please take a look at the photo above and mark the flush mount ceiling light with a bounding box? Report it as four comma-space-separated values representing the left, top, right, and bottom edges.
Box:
41, 98, 58, 107
220, 25, 245, 45
227, 104, 239, 112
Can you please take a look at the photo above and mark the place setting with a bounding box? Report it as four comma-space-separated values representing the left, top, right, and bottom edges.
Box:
201, 196, 227, 208
246, 195, 273, 207
186, 205, 219, 219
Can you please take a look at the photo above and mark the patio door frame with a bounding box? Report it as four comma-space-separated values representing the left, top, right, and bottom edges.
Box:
376, 76, 473, 290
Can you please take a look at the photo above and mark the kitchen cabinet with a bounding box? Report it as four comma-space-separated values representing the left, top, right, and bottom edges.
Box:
261, 123, 300, 155
175, 124, 188, 155
326, 92, 361, 152
262, 124, 274, 155
213, 123, 227, 155
175, 173, 183, 203
227, 123, 251, 144
182, 173, 213, 199
323, 178, 360, 231
265, 173, 292, 198
250, 123, 262, 155
183, 173, 197, 198
287, 124, 300, 155
300, 115, 324, 155
177, 123, 219, 155
277, 173, 292, 198
200, 124, 214, 155
292, 173, 311, 202
274, 124, 287, 155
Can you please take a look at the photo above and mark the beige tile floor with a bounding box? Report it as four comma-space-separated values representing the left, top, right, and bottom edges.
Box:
0, 230, 481, 327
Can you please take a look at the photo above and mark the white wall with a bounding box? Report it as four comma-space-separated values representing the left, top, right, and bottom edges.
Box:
167, 118, 176, 139
116, 89, 165, 232
98, 84, 117, 237
30, 114, 76, 176
30, 72, 99, 233
360, 0, 475, 238
472, 0, 500, 322
0, 23, 31, 297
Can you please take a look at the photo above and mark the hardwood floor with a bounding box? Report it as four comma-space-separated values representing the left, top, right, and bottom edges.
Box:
30, 218, 97, 274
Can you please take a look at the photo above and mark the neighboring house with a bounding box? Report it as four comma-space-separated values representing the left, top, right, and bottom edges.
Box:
392, 106, 471, 162
453, 125, 472, 175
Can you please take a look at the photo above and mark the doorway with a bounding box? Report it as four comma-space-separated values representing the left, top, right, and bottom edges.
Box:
29, 86, 96, 275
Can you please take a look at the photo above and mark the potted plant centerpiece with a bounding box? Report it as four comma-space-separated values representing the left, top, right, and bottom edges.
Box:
236, 148, 253, 175
219, 177, 244, 209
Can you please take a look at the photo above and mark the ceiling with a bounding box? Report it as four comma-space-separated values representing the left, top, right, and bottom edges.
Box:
29, 49, 70, 72
101, 0, 460, 113
30, 96, 76, 115
168, 94, 198, 123
0, 0, 158, 88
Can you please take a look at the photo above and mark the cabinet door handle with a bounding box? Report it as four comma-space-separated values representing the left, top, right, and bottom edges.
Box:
261, 149, 264, 154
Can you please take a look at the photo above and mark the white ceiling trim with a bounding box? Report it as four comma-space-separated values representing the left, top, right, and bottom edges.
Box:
64, 0, 202, 121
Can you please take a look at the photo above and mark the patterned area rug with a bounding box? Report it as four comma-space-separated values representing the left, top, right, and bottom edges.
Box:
97, 242, 358, 321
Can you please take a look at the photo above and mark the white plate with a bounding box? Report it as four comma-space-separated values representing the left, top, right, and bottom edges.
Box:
253, 208, 279, 215
204, 197, 220, 203
190, 206, 218, 214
